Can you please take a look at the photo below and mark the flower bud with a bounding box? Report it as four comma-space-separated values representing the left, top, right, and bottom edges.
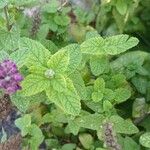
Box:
45, 69, 55, 78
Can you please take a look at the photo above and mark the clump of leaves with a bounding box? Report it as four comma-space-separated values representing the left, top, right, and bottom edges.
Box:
0, 1, 150, 150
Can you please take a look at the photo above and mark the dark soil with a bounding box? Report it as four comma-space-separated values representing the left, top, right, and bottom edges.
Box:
0, 94, 22, 150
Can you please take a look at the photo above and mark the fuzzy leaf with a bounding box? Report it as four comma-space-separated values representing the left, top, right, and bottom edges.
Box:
20, 38, 51, 67
69, 71, 87, 100
90, 55, 109, 76
92, 91, 103, 102
140, 132, 150, 148
46, 78, 81, 116
51, 74, 67, 92
103, 100, 113, 111
68, 113, 104, 134
11, 93, 30, 113
103, 88, 115, 101
15, 114, 31, 136
61, 144, 76, 150
47, 50, 69, 73
81, 34, 139, 55
0, 50, 9, 62
21, 74, 51, 96
85, 101, 103, 113
10, 49, 29, 68
79, 133, 93, 149
86, 31, 100, 40
116, 0, 127, 15
42, 0, 59, 13
114, 88, 131, 103
132, 77, 147, 94
0, 28, 20, 51
0, 0, 8, 8
41, 39, 58, 54
123, 136, 140, 150
28, 124, 44, 150
54, 14, 70, 26
110, 115, 139, 134
10, 0, 37, 6
61, 44, 82, 75
94, 78, 105, 92
111, 51, 148, 78
132, 98, 147, 118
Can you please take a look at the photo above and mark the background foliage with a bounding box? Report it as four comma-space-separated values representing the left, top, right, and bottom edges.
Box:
0, 0, 150, 150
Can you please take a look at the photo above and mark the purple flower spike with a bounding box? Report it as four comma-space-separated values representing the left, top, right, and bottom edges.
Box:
0, 60, 23, 94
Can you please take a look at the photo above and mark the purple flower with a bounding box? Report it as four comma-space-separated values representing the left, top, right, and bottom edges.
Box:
0, 60, 23, 94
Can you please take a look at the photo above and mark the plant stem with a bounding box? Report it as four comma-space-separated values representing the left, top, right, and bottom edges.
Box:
4, 6, 11, 31
57, 0, 68, 11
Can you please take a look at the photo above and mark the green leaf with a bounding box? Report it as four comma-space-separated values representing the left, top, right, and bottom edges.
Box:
81, 34, 139, 55
94, 78, 105, 92
132, 76, 148, 94
42, 0, 59, 13
10, 0, 37, 6
48, 19, 58, 32
85, 86, 94, 101
54, 14, 70, 26
111, 51, 147, 78
105, 35, 139, 55
10, 49, 29, 68
47, 50, 69, 74
0, 28, 20, 51
132, 98, 147, 118
41, 39, 58, 54
61, 44, 82, 75
116, 0, 127, 15
114, 88, 131, 103
103, 88, 115, 101
61, 143, 76, 150
90, 55, 109, 76
0, 50, 9, 62
45, 139, 59, 149
106, 74, 127, 89
123, 136, 140, 150
28, 124, 44, 150
37, 24, 50, 41
20, 37, 51, 67
68, 113, 104, 134
79, 133, 93, 149
21, 74, 51, 96
42, 109, 68, 124
15, 114, 31, 136
85, 101, 103, 113
11, 93, 30, 113
86, 31, 100, 40
46, 78, 81, 116
69, 71, 87, 100
110, 115, 139, 134
92, 91, 103, 102
0, 0, 8, 9
140, 132, 150, 148
51, 74, 67, 92
103, 100, 113, 111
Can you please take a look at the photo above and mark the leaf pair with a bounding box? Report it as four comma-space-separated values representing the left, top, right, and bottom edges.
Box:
20, 38, 81, 116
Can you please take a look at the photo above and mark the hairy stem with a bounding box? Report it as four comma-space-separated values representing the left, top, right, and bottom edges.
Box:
4, 6, 11, 31
57, 0, 68, 11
